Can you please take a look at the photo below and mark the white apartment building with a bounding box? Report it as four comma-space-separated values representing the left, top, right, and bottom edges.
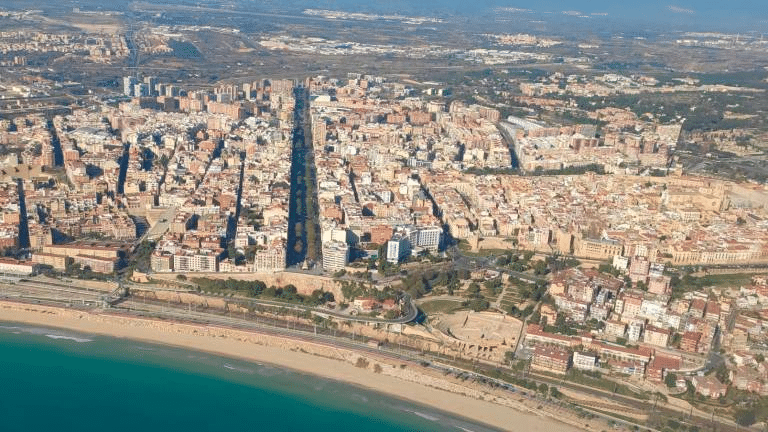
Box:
254, 247, 286, 273
173, 252, 218, 272
387, 235, 411, 264
572, 352, 597, 371
412, 226, 442, 251
322, 241, 349, 271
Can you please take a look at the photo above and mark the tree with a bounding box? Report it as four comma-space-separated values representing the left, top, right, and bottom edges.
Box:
664, 372, 678, 388
735, 408, 756, 427
483, 277, 503, 295
532, 259, 548, 275
467, 282, 481, 295
248, 280, 266, 296
227, 243, 237, 260
341, 283, 356, 301
383, 309, 399, 320
529, 310, 541, 325
465, 298, 490, 312
554, 314, 566, 328
714, 364, 730, 385
522, 304, 535, 318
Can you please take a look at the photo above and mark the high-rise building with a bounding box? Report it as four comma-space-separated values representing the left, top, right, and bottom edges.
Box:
387, 234, 411, 264
133, 83, 149, 97
413, 226, 442, 251
123, 76, 138, 96
322, 241, 349, 271
144, 76, 158, 96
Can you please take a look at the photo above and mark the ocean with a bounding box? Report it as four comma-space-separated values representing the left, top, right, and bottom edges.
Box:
0, 322, 499, 432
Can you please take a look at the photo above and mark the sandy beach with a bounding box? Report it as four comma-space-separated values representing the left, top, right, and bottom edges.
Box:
0, 300, 584, 432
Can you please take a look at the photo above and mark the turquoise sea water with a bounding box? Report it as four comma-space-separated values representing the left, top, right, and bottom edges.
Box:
0, 322, 500, 432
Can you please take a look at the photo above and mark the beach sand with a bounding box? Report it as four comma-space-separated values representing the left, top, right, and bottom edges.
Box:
0, 301, 584, 432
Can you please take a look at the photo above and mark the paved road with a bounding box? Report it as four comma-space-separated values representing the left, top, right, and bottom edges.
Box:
14, 276, 420, 326
447, 246, 546, 284
213, 290, 420, 325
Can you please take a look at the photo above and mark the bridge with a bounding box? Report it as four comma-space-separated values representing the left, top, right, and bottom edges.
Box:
101, 280, 129, 307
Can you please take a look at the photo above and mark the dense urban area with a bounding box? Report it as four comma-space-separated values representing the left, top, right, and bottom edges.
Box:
1, 1, 768, 431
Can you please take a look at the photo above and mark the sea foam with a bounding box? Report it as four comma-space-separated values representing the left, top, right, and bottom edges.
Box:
44, 334, 93, 343
223, 363, 255, 374
412, 411, 440, 421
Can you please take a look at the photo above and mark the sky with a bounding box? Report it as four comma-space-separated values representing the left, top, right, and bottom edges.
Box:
295, 0, 768, 32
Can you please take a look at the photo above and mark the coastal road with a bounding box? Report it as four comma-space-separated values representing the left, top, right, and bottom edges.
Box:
131, 286, 419, 325
4, 275, 419, 326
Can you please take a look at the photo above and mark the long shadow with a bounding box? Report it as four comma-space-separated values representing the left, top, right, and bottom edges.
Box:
47, 119, 64, 167
116, 142, 130, 195
287, 87, 309, 266
16, 179, 30, 249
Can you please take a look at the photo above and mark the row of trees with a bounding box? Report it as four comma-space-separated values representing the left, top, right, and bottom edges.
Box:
339, 280, 399, 303
484, 362, 563, 399
509, 276, 547, 302
496, 251, 564, 276
464, 164, 606, 177
192, 278, 334, 306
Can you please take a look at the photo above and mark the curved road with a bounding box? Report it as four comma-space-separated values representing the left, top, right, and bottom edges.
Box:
124, 280, 419, 324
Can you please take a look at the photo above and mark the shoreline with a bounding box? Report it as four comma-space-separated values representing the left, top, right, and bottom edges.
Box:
0, 300, 583, 432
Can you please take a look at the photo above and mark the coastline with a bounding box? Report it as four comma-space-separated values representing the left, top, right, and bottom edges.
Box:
0, 300, 583, 432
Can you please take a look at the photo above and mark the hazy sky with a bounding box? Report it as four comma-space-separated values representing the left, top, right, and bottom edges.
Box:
300, 0, 767, 32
